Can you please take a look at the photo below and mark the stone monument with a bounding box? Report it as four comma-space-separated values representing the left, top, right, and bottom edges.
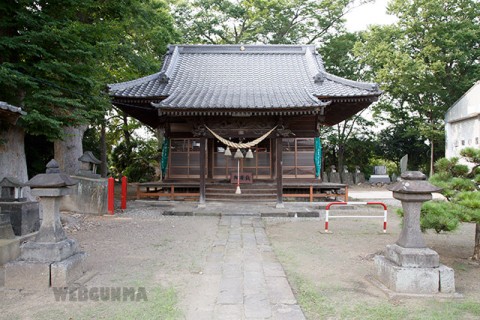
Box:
373, 171, 456, 295
369, 165, 391, 184
5, 160, 87, 289
341, 167, 354, 185
0, 177, 39, 236
400, 154, 408, 173
322, 172, 329, 183
329, 165, 341, 183
353, 166, 365, 184
0, 207, 15, 239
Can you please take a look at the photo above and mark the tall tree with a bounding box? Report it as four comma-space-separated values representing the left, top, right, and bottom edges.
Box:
355, 0, 480, 175
0, 0, 177, 176
172, 0, 372, 45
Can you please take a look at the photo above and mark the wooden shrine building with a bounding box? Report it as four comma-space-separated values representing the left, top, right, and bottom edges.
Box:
109, 45, 381, 206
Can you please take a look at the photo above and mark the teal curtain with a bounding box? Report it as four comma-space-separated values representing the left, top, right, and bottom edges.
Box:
161, 137, 170, 177
314, 137, 322, 178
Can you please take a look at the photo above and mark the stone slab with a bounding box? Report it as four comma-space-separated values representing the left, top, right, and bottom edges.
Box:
374, 255, 440, 294
244, 293, 272, 318
20, 238, 78, 263
5, 260, 51, 289
266, 276, 297, 304
50, 252, 87, 287
0, 213, 15, 239
385, 244, 439, 268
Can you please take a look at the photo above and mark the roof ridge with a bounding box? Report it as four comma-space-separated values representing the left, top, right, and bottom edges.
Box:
170, 44, 315, 54
108, 72, 162, 92
319, 72, 380, 92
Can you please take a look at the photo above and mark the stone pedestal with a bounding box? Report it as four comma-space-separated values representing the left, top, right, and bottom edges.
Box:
369, 175, 391, 183
0, 210, 15, 239
0, 201, 40, 236
373, 171, 456, 296
374, 244, 455, 294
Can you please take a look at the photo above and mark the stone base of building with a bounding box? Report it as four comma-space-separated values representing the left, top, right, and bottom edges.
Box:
5, 252, 86, 290
374, 254, 455, 295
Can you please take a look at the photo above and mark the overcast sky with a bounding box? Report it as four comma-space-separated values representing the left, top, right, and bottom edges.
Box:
345, 0, 397, 32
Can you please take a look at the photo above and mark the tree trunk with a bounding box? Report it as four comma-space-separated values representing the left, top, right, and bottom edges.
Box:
0, 124, 32, 199
429, 139, 434, 177
100, 121, 108, 178
337, 144, 345, 173
473, 223, 480, 261
54, 125, 87, 175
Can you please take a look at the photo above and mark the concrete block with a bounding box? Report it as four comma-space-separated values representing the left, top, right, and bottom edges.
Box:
374, 255, 440, 294
51, 252, 86, 287
439, 264, 456, 293
5, 260, 50, 289
385, 244, 439, 268
0, 238, 20, 265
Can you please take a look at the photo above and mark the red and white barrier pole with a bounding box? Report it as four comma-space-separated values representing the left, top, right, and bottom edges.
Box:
108, 177, 115, 215
324, 201, 387, 233
121, 176, 127, 210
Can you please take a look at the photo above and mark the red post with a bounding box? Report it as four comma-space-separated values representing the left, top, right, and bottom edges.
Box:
108, 177, 114, 215
121, 176, 127, 210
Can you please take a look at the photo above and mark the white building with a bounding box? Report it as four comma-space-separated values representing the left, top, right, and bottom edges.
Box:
445, 81, 480, 161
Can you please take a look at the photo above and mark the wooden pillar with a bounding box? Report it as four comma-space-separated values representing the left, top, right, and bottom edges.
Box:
207, 138, 214, 179
271, 138, 276, 179
199, 136, 206, 204
276, 137, 284, 208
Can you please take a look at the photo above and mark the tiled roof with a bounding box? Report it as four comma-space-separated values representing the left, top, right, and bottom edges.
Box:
0, 101, 26, 115
109, 45, 381, 110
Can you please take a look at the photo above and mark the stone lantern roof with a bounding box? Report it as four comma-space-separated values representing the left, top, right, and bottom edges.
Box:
388, 171, 442, 194
0, 177, 25, 188
78, 151, 101, 165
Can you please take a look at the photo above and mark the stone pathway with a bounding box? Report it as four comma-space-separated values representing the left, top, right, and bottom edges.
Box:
187, 216, 305, 320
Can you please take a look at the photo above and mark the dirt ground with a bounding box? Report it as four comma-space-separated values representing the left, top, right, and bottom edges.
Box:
1, 185, 480, 319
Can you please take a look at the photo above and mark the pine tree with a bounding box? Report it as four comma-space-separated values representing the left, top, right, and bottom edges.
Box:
423, 148, 480, 260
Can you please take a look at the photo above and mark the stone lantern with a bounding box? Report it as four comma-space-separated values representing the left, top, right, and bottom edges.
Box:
5, 159, 86, 289
373, 171, 456, 295
77, 151, 102, 178
0, 177, 26, 201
